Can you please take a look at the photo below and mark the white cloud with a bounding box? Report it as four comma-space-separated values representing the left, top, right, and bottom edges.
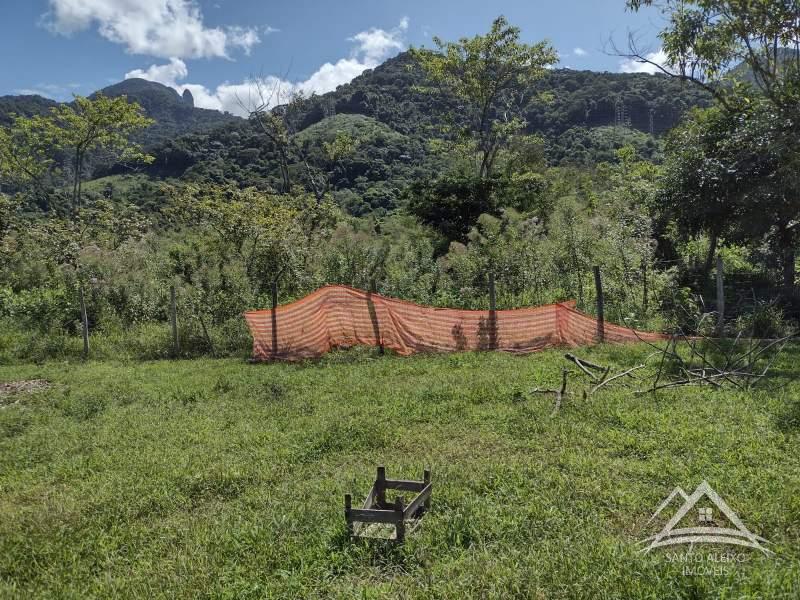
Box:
619, 49, 672, 74
125, 57, 188, 87
348, 26, 405, 63
125, 18, 409, 116
44, 0, 263, 59
573, 47, 587, 57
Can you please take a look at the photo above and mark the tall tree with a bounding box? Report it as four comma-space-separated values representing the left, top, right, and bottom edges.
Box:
412, 16, 558, 179
238, 82, 309, 194
625, 0, 800, 110
659, 106, 742, 277
627, 0, 800, 294
48, 94, 154, 207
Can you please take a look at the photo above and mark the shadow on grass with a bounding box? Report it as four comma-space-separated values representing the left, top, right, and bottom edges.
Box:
327, 527, 411, 569
775, 399, 800, 433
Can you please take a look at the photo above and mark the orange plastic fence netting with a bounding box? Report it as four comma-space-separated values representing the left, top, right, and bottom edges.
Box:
244, 285, 668, 361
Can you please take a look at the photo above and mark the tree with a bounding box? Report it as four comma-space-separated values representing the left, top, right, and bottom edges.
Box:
169, 184, 338, 295
659, 106, 742, 276
50, 94, 154, 206
412, 16, 557, 179
238, 82, 309, 194
627, 0, 800, 294
625, 1, 800, 111
0, 115, 56, 200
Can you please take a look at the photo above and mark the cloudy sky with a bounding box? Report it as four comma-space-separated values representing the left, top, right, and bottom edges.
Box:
0, 0, 668, 116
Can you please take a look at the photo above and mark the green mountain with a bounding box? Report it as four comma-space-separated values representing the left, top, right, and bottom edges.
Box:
133, 51, 711, 196
97, 78, 239, 146
289, 51, 711, 141
0, 78, 239, 147
1, 51, 714, 212
0, 94, 58, 125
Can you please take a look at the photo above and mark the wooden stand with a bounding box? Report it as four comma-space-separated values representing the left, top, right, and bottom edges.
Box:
344, 466, 432, 542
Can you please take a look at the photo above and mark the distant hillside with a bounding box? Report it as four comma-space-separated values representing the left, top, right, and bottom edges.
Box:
726, 47, 799, 86
0, 78, 239, 148
289, 51, 712, 142
135, 51, 711, 192
0, 94, 58, 125
2, 51, 715, 213
97, 79, 240, 147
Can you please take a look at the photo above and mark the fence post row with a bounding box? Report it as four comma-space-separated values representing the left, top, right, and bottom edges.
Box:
488, 272, 496, 312
593, 266, 605, 343
170, 285, 179, 356
716, 255, 725, 336
79, 286, 90, 359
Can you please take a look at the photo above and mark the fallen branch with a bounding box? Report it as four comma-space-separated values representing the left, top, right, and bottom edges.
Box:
564, 353, 601, 381
531, 369, 570, 415
564, 353, 607, 372
590, 365, 645, 395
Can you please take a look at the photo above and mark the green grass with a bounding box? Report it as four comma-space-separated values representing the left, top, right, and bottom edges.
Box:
1, 345, 799, 598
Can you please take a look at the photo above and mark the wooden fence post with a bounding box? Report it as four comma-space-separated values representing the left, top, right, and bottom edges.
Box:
344, 494, 353, 537
394, 496, 405, 543
642, 260, 648, 314
376, 465, 386, 508
270, 279, 279, 358
488, 272, 496, 312
716, 255, 725, 337
79, 286, 89, 359
170, 285, 179, 357
593, 266, 604, 343
423, 468, 431, 511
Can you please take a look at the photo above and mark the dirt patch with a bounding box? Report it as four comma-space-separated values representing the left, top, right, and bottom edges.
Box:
0, 380, 51, 406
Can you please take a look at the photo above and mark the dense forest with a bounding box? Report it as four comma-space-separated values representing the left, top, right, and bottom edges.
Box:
0, 8, 797, 362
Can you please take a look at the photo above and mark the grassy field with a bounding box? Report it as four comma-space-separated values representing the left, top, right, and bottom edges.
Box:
1, 344, 799, 598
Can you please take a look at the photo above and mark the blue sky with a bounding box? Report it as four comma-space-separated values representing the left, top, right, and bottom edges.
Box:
0, 1, 668, 114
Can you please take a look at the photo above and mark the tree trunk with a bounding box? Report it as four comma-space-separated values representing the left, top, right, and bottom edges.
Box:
279, 147, 291, 193
703, 231, 718, 281
783, 244, 796, 299
72, 148, 81, 207
778, 223, 796, 299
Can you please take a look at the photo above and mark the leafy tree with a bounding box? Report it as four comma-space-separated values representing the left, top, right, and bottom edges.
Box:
407, 175, 505, 243
628, 0, 800, 294
0, 117, 54, 190
659, 106, 744, 276
305, 130, 362, 200
625, 0, 800, 111
412, 16, 557, 179
46, 94, 154, 206
169, 184, 339, 295
240, 84, 311, 194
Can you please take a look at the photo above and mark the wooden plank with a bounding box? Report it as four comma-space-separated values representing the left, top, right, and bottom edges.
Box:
361, 485, 376, 509
348, 508, 402, 524
394, 497, 405, 543
403, 483, 432, 518
376, 466, 386, 507
383, 479, 426, 492
344, 494, 353, 537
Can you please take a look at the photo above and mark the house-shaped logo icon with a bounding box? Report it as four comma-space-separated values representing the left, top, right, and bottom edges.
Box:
640, 481, 773, 555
